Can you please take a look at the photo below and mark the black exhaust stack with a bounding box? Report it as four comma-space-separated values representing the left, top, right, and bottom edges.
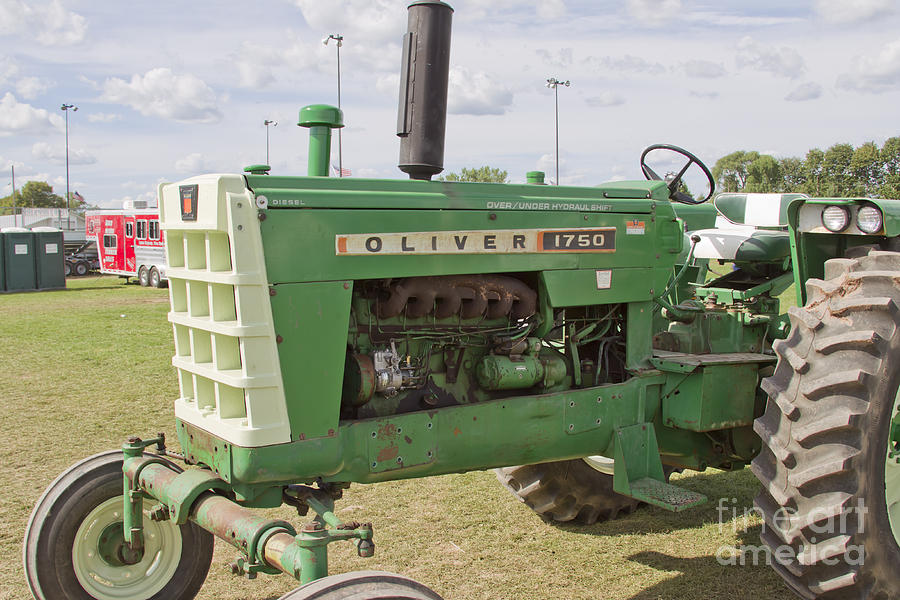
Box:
397, 1, 453, 181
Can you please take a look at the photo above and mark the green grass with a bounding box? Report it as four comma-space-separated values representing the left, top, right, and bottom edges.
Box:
1, 276, 794, 600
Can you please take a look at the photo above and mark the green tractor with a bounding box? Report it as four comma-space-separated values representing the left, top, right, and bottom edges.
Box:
23, 2, 899, 599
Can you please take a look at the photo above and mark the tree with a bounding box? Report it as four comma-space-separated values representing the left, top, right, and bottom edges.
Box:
439, 166, 509, 183
0, 181, 66, 210
879, 137, 900, 199
780, 156, 806, 192
712, 151, 758, 192
822, 143, 854, 196
850, 141, 881, 196
745, 154, 783, 193
802, 148, 825, 196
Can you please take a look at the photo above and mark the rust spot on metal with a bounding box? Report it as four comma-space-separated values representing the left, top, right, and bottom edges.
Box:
376, 444, 399, 462
377, 422, 399, 441
453, 427, 462, 436
404, 435, 413, 444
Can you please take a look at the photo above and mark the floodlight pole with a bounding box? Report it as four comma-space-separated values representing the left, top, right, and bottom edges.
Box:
61, 103, 77, 229
325, 34, 344, 176
546, 78, 570, 186
264, 119, 277, 166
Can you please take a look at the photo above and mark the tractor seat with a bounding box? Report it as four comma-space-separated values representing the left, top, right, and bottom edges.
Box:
690, 193, 806, 262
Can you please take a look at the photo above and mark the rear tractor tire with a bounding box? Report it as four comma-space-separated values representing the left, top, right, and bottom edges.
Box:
752, 249, 900, 600
278, 570, 444, 600
24, 450, 214, 600
495, 457, 644, 524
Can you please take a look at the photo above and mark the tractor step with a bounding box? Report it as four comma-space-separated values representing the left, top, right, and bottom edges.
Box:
628, 477, 707, 512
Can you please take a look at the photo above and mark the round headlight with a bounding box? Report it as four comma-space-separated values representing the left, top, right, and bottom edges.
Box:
856, 205, 883, 234
822, 205, 850, 232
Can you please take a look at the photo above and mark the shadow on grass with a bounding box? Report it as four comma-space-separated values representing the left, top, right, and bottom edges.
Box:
552, 467, 761, 538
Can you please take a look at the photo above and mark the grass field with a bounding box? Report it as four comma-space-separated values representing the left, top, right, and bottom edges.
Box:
0, 276, 796, 600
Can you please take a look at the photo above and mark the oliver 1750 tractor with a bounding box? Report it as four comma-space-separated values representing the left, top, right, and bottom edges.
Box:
23, 2, 900, 599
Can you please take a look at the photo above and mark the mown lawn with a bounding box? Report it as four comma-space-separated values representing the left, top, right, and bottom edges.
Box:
0, 276, 794, 600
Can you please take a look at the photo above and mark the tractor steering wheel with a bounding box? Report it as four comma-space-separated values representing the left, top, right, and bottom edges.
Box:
640, 144, 715, 204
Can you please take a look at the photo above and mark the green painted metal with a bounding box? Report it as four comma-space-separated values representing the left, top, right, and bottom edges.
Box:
244, 164, 271, 175
298, 104, 343, 177
659, 362, 760, 432
269, 281, 354, 440
526, 171, 546, 185
888, 386, 900, 546
476, 352, 567, 390
612, 422, 707, 510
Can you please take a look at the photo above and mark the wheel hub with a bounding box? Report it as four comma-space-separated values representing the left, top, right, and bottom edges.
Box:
887, 389, 900, 546
72, 496, 183, 600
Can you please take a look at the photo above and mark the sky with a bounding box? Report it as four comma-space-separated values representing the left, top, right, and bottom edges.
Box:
1, 0, 900, 208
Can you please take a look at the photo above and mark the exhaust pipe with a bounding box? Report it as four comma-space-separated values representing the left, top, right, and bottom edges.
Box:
397, 1, 454, 181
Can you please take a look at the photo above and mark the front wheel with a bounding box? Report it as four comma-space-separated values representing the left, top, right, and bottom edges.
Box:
24, 450, 214, 600
138, 266, 149, 287
752, 249, 900, 599
278, 570, 444, 599
74, 261, 89, 276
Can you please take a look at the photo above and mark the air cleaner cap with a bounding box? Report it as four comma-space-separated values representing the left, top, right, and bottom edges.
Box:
298, 104, 344, 129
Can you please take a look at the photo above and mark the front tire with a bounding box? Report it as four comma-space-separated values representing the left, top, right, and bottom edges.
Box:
752, 249, 900, 599
495, 458, 642, 524
278, 570, 444, 600
24, 450, 214, 600
138, 266, 149, 287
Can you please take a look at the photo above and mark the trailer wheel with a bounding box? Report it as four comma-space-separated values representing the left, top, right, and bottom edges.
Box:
752, 249, 900, 600
74, 261, 89, 276
24, 450, 213, 600
64, 261, 72, 277
138, 266, 150, 287
149, 267, 166, 288
495, 458, 644, 524
278, 570, 444, 600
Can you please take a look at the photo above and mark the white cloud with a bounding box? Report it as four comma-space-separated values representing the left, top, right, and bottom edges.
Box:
626, 0, 683, 25
815, 0, 895, 24
447, 66, 513, 116
689, 90, 719, 99
87, 112, 121, 123
174, 153, 230, 174
837, 39, 900, 93
736, 36, 805, 79
683, 60, 726, 79
0, 55, 18, 86
586, 92, 626, 107
291, 0, 403, 45
536, 0, 566, 19
588, 54, 665, 75
785, 82, 823, 102
31, 141, 97, 165
375, 73, 399, 96
536, 48, 573, 68
0, 93, 63, 136
15, 76, 52, 99
0, 0, 87, 45
100, 68, 222, 123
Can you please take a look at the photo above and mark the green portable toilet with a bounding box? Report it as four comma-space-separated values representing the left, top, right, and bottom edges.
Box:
32, 227, 66, 290
0, 231, 5, 292
1, 227, 36, 292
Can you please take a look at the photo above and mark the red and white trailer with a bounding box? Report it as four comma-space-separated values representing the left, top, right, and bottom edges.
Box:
84, 201, 168, 287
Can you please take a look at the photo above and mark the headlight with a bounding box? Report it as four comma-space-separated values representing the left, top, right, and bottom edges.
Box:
856, 205, 883, 234
822, 205, 850, 232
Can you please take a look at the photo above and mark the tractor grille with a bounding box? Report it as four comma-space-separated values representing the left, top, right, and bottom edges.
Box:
158, 174, 290, 447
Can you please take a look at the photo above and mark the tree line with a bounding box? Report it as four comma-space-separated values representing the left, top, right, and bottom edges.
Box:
0, 181, 89, 214
712, 137, 900, 199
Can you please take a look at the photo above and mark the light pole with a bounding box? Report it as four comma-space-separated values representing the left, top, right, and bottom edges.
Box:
10, 165, 17, 227
264, 119, 277, 166
60, 103, 77, 228
323, 33, 344, 176
546, 78, 570, 186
